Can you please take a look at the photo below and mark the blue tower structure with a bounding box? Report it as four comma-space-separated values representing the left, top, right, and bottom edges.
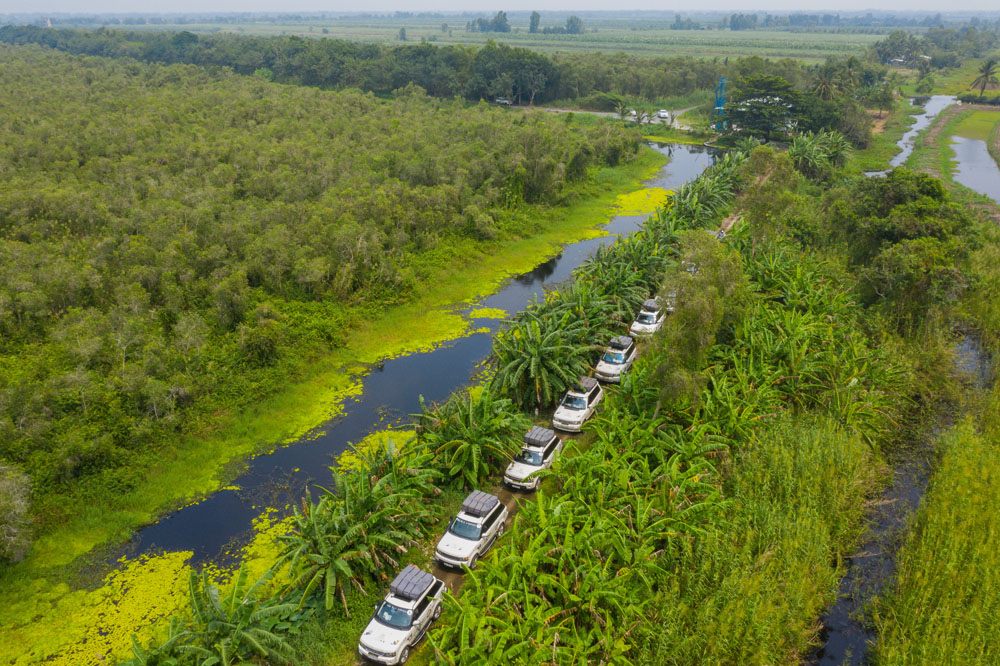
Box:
713, 77, 727, 129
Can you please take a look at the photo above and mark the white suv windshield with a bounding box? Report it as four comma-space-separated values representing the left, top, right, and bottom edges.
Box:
374, 600, 413, 629
562, 395, 587, 410
603, 351, 624, 364
637, 312, 657, 324
449, 517, 482, 541
515, 449, 544, 466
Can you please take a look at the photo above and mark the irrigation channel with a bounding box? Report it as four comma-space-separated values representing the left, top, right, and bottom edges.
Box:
118, 142, 717, 566
951, 134, 1000, 202
812, 96, 998, 665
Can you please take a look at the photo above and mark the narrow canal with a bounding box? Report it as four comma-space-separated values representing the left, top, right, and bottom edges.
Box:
813, 98, 999, 666
951, 134, 1000, 202
121, 142, 717, 564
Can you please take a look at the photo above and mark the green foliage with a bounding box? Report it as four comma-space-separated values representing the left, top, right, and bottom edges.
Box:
489, 307, 594, 412
787, 130, 852, 180
647, 232, 749, 414
124, 565, 302, 666
0, 45, 638, 505
872, 418, 1000, 666
969, 57, 999, 99
826, 168, 973, 330
727, 75, 801, 142
416, 385, 530, 489
279, 440, 442, 612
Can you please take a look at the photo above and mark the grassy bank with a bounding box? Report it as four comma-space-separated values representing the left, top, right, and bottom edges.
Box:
0, 145, 667, 666
871, 417, 1000, 666
848, 97, 916, 172
905, 104, 1000, 213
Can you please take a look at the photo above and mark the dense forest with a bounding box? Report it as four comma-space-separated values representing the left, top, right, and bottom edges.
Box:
0, 25, 824, 106
0, 44, 637, 541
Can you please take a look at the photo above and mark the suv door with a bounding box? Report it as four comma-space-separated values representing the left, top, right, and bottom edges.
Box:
483, 505, 502, 546
543, 439, 560, 466
413, 594, 431, 635
587, 386, 600, 413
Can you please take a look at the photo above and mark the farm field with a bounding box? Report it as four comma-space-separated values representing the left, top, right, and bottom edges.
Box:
97, 17, 886, 61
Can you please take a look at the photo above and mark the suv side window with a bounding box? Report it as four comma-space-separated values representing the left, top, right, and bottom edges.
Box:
414, 594, 430, 621
483, 506, 500, 530
589, 386, 599, 402
543, 440, 559, 461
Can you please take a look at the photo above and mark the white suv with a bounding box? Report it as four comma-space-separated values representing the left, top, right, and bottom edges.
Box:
594, 335, 637, 383
504, 427, 563, 490
630, 298, 665, 337
435, 490, 508, 570
358, 565, 444, 664
552, 377, 603, 432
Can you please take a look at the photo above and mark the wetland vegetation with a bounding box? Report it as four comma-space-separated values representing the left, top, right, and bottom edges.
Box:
3, 10, 1000, 666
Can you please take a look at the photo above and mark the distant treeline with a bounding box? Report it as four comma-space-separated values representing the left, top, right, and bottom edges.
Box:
0, 25, 812, 106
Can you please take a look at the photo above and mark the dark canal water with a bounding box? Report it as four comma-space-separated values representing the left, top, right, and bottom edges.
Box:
122, 143, 717, 564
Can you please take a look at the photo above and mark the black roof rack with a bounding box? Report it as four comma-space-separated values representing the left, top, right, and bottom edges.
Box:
389, 565, 434, 602
609, 336, 633, 351
571, 376, 598, 393
461, 490, 499, 518
524, 426, 556, 448
642, 298, 659, 311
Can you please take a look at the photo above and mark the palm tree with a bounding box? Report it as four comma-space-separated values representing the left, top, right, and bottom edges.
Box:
970, 58, 999, 99
279, 495, 370, 613
812, 67, 838, 101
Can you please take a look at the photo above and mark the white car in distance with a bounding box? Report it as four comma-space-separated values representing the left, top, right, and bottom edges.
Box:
434, 490, 508, 570
552, 377, 604, 432
504, 426, 563, 490
358, 565, 444, 665
594, 335, 637, 383
657, 109, 671, 120
630, 298, 666, 337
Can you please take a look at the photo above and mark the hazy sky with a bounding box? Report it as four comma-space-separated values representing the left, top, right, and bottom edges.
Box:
3, 0, 999, 14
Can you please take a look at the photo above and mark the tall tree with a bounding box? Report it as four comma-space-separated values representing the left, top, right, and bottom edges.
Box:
566, 16, 585, 35
529, 11, 541, 34
727, 75, 801, 141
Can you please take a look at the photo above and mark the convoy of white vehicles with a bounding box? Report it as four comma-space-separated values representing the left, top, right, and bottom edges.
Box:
359, 292, 677, 663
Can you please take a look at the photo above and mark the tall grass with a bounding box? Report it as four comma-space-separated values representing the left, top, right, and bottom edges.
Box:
646, 415, 879, 664
870, 416, 1000, 666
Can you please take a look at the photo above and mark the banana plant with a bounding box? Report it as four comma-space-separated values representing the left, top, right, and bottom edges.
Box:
185, 564, 299, 666
416, 385, 529, 488
490, 310, 593, 411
